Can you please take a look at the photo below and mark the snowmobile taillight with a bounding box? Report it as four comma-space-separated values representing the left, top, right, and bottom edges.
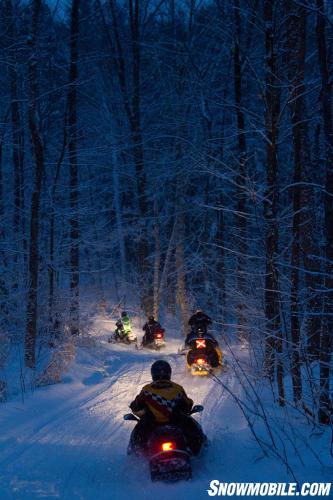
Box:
155, 333, 163, 339
196, 339, 206, 349
161, 441, 175, 452
196, 358, 205, 365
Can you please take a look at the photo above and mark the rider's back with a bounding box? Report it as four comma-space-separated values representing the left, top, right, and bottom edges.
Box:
130, 380, 192, 423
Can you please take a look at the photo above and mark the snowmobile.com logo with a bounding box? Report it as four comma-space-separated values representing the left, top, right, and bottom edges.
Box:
207, 481, 332, 497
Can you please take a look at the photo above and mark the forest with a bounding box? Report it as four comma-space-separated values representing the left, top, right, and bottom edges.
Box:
0, 0, 332, 433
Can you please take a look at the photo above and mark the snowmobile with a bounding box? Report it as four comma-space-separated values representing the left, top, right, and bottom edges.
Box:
185, 337, 222, 376
140, 328, 166, 351
124, 404, 204, 482
108, 325, 137, 345
187, 352, 212, 376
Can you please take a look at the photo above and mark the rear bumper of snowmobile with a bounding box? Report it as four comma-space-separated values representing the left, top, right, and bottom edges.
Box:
150, 449, 191, 482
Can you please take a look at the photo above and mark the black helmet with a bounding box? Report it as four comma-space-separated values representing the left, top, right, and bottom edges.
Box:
148, 315, 155, 322
151, 360, 171, 381
121, 311, 127, 317
195, 309, 203, 315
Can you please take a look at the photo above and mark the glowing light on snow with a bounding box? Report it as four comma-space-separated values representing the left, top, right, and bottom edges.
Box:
161, 442, 175, 451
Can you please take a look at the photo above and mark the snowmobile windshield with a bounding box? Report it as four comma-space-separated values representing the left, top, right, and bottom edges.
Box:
188, 335, 217, 347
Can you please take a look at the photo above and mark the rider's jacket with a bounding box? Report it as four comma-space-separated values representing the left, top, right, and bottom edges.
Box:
130, 380, 193, 423
142, 320, 162, 344
122, 316, 131, 333
188, 312, 212, 332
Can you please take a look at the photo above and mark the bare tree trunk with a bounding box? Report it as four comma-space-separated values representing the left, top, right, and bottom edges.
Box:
263, 0, 284, 407
216, 65, 231, 321
316, 0, 333, 424
287, 2, 305, 404
5, 0, 25, 236
152, 195, 161, 319
10, 67, 24, 236
0, 130, 3, 226
67, 0, 80, 336
158, 218, 177, 307
49, 113, 67, 334
112, 148, 126, 289
106, 0, 150, 312
5, 0, 26, 304
303, 122, 322, 357
0, 108, 10, 231
216, 202, 226, 320
175, 209, 190, 335
303, 220, 322, 357
0, 108, 10, 323
128, 0, 150, 313
233, 0, 248, 339
25, 0, 44, 369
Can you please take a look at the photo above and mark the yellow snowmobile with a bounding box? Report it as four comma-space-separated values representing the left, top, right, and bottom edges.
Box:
185, 334, 222, 376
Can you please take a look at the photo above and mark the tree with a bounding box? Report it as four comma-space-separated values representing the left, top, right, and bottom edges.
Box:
233, 0, 248, 340
25, 0, 44, 368
286, 1, 306, 404
67, 0, 80, 336
263, 0, 285, 406
5, 0, 25, 238
315, 0, 333, 424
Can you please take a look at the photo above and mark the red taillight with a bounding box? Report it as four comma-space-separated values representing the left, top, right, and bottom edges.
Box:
196, 339, 206, 349
196, 358, 205, 365
155, 333, 162, 339
161, 441, 175, 452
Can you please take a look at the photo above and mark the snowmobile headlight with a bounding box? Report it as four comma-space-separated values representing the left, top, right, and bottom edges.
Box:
196, 358, 205, 365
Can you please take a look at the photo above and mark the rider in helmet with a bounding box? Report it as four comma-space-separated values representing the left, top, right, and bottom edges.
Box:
185, 309, 213, 345
142, 315, 163, 346
121, 311, 132, 335
129, 360, 206, 455
188, 309, 212, 335
185, 311, 222, 368
114, 311, 132, 341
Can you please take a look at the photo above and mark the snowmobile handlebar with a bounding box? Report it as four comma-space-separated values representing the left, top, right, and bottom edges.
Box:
190, 404, 204, 415
124, 413, 140, 422
124, 405, 204, 422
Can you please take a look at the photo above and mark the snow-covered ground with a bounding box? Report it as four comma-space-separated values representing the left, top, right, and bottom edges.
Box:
0, 316, 331, 499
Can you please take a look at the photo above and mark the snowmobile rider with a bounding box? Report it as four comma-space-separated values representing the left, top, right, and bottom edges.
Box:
188, 309, 212, 335
114, 311, 132, 340
129, 360, 206, 455
120, 311, 131, 334
142, 315, 163, 346
185, 312, 222, 368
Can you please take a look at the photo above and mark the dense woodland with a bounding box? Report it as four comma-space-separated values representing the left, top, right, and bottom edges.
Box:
0, 0, 332, 426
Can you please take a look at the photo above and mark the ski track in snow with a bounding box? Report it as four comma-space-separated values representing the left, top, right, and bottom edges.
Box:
0, 320, 259, 499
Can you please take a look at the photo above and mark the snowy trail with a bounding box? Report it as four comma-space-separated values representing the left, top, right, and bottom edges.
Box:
2, 320, 330, 500
0, 321, 242, 500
